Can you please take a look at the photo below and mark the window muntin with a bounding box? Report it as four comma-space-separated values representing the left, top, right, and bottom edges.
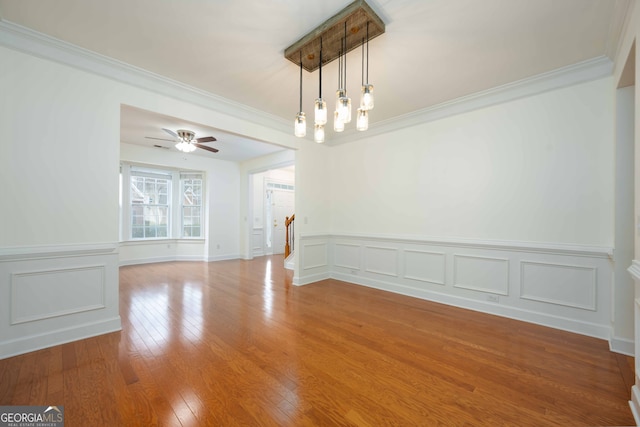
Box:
180, 174, 203, 238
122, 164, 205, 241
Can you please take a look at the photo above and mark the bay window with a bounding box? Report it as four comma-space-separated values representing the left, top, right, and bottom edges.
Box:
120, 163, 205, 241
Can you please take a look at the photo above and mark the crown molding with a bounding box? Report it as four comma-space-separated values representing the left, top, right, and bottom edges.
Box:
606, 0, 632, 61
0, 19, 291, 135
328, 55, 614, 145
0, 19, 615, 147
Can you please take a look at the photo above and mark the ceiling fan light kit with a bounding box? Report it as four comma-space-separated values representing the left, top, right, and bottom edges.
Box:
285, 0, 384, 142
162, 128, 219, 153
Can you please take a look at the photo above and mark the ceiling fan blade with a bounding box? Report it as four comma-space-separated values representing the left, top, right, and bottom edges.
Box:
196, 136, 216, 143
162, 128, 178, 138
145, 136, 175, 142
194, 143, 219, 153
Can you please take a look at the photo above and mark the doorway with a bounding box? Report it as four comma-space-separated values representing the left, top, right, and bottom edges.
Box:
250, 166, 295, 257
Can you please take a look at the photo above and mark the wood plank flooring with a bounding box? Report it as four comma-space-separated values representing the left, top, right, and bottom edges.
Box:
0, 255, 635, 426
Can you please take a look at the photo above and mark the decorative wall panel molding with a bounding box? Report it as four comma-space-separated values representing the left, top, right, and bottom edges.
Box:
11, 265, 105, 325
453, 254, 509, 295
334, 243, 361, 270
0, 243, 121, 359
298, 233, 613, 341
0, 242, 117, 262
364, 246, 398, 277
403, 250, 446, 285
520, 261, 597, 310
302, 242, 328, 270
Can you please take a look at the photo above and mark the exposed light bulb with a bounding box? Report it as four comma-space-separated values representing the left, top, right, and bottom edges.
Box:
356, 108, 368, 131
360, 84, 374, 110
294, 112, 306, 137
333, 110, 344, 132
314, 124, 325, 143
314, 98, 327, 125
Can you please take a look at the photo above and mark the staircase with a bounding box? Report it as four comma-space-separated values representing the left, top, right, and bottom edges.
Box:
284, 214, 295, 270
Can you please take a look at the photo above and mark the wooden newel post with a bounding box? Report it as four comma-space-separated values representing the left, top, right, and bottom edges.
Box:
285, 216, 291, 258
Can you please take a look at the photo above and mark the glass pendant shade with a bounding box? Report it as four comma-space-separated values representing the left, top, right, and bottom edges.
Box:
314, 98, 327, 125
294, 112, 306, 137
333, 110, 344, 132
335, 89, 346, 111
356, 108, 368, 131
360, 84, 374, 110
314, 124, 325, 143
338, 96, 352, 123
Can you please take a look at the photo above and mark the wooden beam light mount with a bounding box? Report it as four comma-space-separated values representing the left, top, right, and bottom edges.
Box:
284, 0, 385, 72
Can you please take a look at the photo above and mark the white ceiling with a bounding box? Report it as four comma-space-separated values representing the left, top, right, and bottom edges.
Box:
0, 0, 628, 160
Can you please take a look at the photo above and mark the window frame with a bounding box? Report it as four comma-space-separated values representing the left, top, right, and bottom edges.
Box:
120, 163, 206, 242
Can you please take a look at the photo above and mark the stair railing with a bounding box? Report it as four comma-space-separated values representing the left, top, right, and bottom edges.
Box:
285, 214, 295, 258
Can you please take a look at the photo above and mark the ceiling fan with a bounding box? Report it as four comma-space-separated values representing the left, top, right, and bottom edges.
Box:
146, 128, 218, 153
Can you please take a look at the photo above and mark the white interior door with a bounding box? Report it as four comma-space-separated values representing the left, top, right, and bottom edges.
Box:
271, 189, 294, 255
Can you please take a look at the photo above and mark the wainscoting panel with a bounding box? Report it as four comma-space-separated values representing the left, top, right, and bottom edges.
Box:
297, 233, 614, 341
453, 254, 509, 295
334, 243, 361, 270
252, 228, 264, 257
303, 242, 328, 270
520, 261, 596, 310
403, 250, 446, 285
11, 265, 105, 324
0, 243, 121, 359
364, 246, 398, 277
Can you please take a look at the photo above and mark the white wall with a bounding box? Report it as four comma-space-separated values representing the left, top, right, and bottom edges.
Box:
296, 75, 620, 350
329, 77, 615, 247
0, 36, 302, 358
0, 46, 122, 358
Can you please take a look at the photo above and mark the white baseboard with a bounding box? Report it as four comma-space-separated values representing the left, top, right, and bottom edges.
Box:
293, 271, 330, 286
296, 233, 616, 342
207, 254, 241, 262
631, 385, 640, 426
0, 316, 121, 360
331, 271, 611, 340
610, 336, 635, 356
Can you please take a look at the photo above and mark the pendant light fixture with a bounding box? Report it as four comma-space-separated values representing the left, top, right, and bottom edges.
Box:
337, 23, 352, 124
314, 38, 326, 144
314, 37, 327, 129
360, 21, 374, 111
284, 0, 385, 141
356, 107, 368, 131
294, 51, 306, 138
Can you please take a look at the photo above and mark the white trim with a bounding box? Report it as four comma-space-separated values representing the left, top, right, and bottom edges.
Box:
0, 20, 615, 150
606, 0, 633, 61
207, 254, 241, 262
293, 271, 330, 286
610, 336, 634, 356
0, 19, 290, 135
330, 270, 611, 339
119, 238, 205, 246
329, 56, 614, 145
520, 261, 598, 311
628, 260, 640, 281
327, 232, 613, 258
0, 316, 121, 360
0, 243, 118, 262
631, 385, 640, 427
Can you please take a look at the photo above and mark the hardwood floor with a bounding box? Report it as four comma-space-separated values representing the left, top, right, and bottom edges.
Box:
0, 255, 635, 426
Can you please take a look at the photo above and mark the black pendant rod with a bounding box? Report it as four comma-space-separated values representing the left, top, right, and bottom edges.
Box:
343, 23, 347, 89
319, 37, 323, 98
366, 21, 370, 84
299, 51, 303, 112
